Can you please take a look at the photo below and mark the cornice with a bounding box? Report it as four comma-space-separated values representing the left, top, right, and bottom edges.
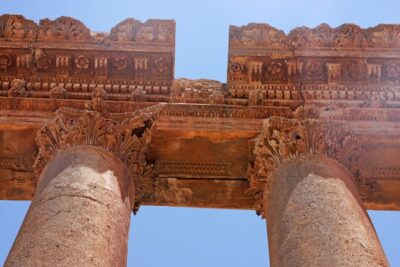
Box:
0, 14, 175, 52
229, 23, 400, 51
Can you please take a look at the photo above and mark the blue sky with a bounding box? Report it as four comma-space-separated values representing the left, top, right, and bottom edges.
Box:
1, 0, 400, 266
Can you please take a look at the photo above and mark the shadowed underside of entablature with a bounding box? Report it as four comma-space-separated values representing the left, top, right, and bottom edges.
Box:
0, 14, 400, 213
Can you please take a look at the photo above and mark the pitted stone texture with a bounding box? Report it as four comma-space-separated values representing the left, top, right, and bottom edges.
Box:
5, 147, 131, 267
266, 157, 388, 267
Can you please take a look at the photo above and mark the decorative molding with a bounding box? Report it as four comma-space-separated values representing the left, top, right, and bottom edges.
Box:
248, 117, 361, 217
156, 160, 231, 178
230, 23, 400, 50
0, 14, 37, 40
159, 104, 293, 119
372, 167, 400, 178
0, 152, 35, 171
132, 163, 157, 214
229, 23, 288, 49
0, 14, 175, 49
38, 16, 91, 42
228, 22, 400, 103
171, 79, 226, 104
0, 14, 175, 103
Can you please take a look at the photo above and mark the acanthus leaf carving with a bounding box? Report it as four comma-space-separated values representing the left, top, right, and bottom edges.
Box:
229, 23, 288, 48
367, 24, 400, 48
33, 104, 164, 210
85, 86, 109, 113
0, 54, 12, 70
132, 163, 156, 214
8, 79, 27, 97
248, 117, 361, 217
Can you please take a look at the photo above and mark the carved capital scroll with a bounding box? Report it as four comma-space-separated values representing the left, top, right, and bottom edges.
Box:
248, 117, 361, 217
33, 104, 164, 209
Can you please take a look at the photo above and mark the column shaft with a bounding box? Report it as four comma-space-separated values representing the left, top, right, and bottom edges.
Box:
5, 147, 132, 267
266, 156, 388, 267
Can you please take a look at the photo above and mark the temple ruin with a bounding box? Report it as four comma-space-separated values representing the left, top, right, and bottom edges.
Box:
1, 14, 399, 266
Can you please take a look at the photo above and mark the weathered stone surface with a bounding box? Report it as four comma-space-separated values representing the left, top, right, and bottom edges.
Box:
0, 13, 400, 267
267, 157, 388, 267
0, 14, 175, 102
0, 15, 400, 214
5, 147, 131, 267
228, 23, 400, 108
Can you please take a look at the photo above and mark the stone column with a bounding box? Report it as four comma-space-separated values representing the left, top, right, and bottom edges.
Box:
5, 106, 160, 267
5, 147, 131, 267
249, 117, 388, 267
267, 156, 388, 267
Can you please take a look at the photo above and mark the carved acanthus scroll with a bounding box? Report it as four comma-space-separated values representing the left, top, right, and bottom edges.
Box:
171, 78, 226, 104
0, 14, 37, 40
38, 16, 91, 41
248, 117, 361, 217
33, 104, 164, 209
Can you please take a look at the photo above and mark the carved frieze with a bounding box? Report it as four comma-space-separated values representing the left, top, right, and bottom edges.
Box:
228, 22, 400, 106
0, 152, 35, 171
0, 14, 37, 40
0, 14, 175, 101
7, 79, 26, 97
1, 15, 400, 212
156, 160, 232, 178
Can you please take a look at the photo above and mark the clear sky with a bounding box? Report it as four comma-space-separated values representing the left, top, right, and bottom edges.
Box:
0, 0, 400, 266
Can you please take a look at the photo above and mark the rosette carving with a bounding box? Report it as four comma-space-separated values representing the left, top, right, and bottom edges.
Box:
248, 117, 361, 217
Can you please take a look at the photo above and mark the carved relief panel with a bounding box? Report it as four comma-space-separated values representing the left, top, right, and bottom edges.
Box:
0, 14, 175, 101
228, 22, 400, 105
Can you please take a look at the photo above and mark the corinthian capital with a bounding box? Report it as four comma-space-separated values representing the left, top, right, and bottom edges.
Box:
248, 117, 361, 216
33, 104, 164, 208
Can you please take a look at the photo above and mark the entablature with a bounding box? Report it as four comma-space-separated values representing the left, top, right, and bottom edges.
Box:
1, 15, 400, 213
